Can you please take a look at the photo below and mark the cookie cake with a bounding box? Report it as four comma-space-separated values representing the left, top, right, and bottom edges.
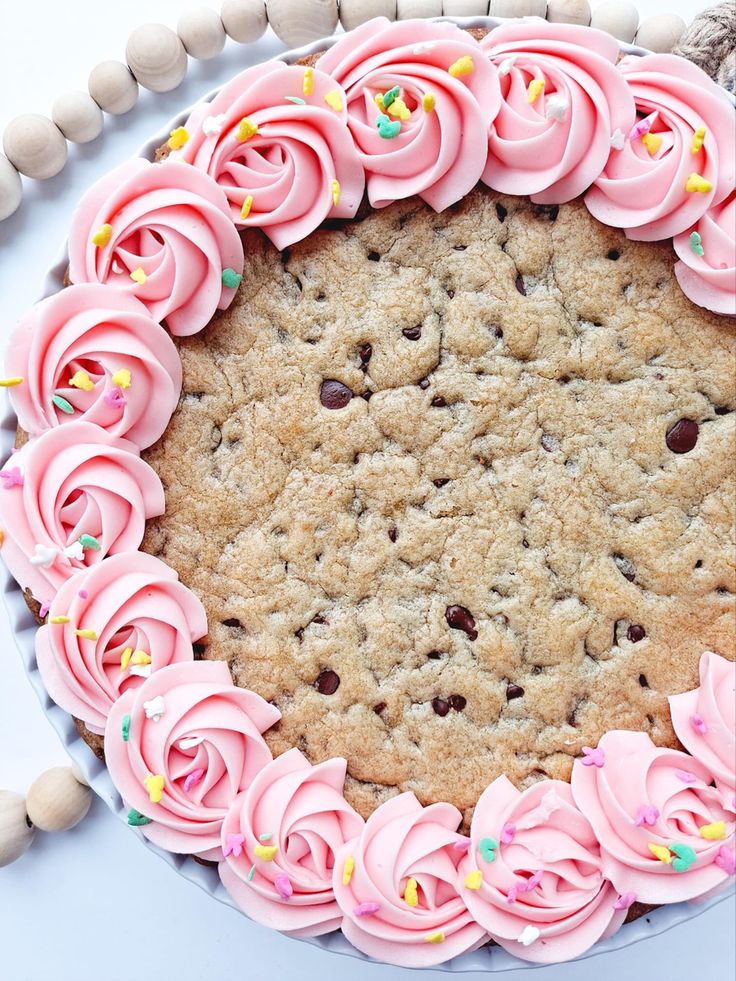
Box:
1, 14, 735, 969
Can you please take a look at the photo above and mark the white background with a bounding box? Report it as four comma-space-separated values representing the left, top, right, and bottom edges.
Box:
0, 2, 733, 980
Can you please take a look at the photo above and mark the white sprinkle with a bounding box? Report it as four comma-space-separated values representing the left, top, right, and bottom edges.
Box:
545, 94, 568, 123
143, 695, 166, 722
129, 664, 152, 678
112, 259, 124, 274
179, 735, 205, 750
63, 541, 85, 561
203, 113, 227, 136
30, 544, 59, 568
517, 925, 541, 947
498, 56, 518, 77
610, 129, 625, 151
413, 42, 436, 54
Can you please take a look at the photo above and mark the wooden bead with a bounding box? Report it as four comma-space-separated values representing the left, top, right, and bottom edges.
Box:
88, 61, 139, 115
0, 154, 22, 222
2, 114, 67, 180
52, 91, 103, 144
340, 0, 397, 31
266, 0, 338, 47
590, 0, 639, 43
0, 791, 34, 868
25, 767, 92, 833
635, 13, 686, 53
442, 0, 488, 14
490, 0, 547, 17
126, 23, 188, 93
397, 0, 442, 16
221, 0, 268, 42
178, 7, 227, 60
546, 0, 590, 26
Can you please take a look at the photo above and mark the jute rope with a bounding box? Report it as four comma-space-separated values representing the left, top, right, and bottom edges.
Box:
673, 1, 736, 93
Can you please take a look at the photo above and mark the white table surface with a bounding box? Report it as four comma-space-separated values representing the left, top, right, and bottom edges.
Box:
0, 2, 733, 979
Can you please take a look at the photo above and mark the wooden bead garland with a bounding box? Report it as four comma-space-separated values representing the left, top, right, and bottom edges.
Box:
0, 791, 34, 868
635, 13, 686, 53
2, 114, 67, 180
266, 0, 339, 47
220, 0, 268, 42
442, 1, 489, 15
25, 767, 91, 834
88, 61, 139, 115
397, 0, 443, 18
177, 7, 227, 60
490, 0, 547, 18
0, 154, 22, 222
52, 91, 104, 144
590, 0, 639, 43
125, 23, 188, 93
340, 0, 397, 31
546, 0, 590, 27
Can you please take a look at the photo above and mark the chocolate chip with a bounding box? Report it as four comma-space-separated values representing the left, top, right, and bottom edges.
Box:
522, 538, 529, 548
695, 559, 703, 569
418, 378, 430, 390
607, 249, 621, 261
361, 391, 373, 401
445, 605, 478, 640
655, 372, 664, 381
666, 418, 699, 453
433, 478, 449, 487
515, 274, 527, 296
431, 697, 450, 717
495, 203, 507, 223
454, 244, 467, 252
373, 702, 386, 715
222, 617, 241, 628
532, 203, 559, 222
295, 627, 304, 643
639, 673, 649, 688
506, 684, 524, 700
613, 554, 636, 582
431, 396, 446, 407
627, 624, 646, 643
367, 251, 380, 262
715, 406, 731, 416
494, 326, 504, 338
448, 694, 466, 711
446, 289, 455, 299
402, 325, 422, 341
358, 343, 372, 369
388, 527, 398, 542
316, 670, 340, 694
426, 650, 443, 660
320, 379, 353, 409
312, 614, 329, 625
192, 642, 206, 656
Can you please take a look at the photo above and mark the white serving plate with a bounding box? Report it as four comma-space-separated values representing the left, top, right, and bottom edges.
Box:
1, 16, 732, 973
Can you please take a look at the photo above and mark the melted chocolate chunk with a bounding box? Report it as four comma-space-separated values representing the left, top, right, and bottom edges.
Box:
373, 702, 387, 715
192, 643, 206, 657
607, 249, 621, 261
418, 378, 430, 390
358, 343, 372, 369
222, 617, 241, 628
431, 396, 447, 407
445, 605, 478, 640
515, 273, 527, 296
295, 627, 304, 643
433, 478, 450, 487
431, 697, 450, 717
426, 650, 443, 660
448, 693, 467, 711
495, 202, 507, 223
627, 624, 646, 643
506, 683, 525, 700
639, 673, 649, 688
320, 379, 353, 409
402, 325, 422, 341
666, 419, 699, 454
312, 614, 329, 625
388, 527, 398, 542
316, 669, 340, 695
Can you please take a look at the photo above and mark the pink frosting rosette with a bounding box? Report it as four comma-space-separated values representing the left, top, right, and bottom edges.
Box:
179, 62, 364, 249
5, 284, 181, 449
332, 792, 487, 968
0, 421, 164, 605
670, 652, 736, 800
572, 730, 735, 904
674, 192, 736, 316
35, 552, 206, 735
317, 18, 501, 211
105, 660, 280, 858
458, 777, 625, 964
586, 54, 736, 241
67, 159, 244, 336
219, 748, 365, 936
479, 20, 635, 203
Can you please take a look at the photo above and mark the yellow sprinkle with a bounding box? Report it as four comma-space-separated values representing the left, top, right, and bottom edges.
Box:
130, 267, 147, 285
91, 224, 113, 248
448, 55, 474, 78
167, 127, 190, 151
120, 647, 133, 672
388, 97, 411, 121
111, 369, 131, 389
685, 173, 713, 193
254, 844, 278, 861
641, 132, 662, 156
374, 92, 385, 111
144, 773, 165, 805
527, 79, 545, 104
0, 530, 4, 547
700, 821, 726, 841
648, 843, 672, 864
241, 195, 254, 220
131, 649, 152, 666
422, 93, 436, 113
691, 126, 706, 154
75, 628, 98, 641
464, 869, 483, 890
303, 67, 314, 96
0, 377, 23, 387
404, 877, 419, 907
235, 117, 259, 142
68, 370, 94, 392
342, 855, 355, 886
324, 89, 343, 112
50, 616, 70, 624
426, 931, 445, 944
331, 179, 341, 207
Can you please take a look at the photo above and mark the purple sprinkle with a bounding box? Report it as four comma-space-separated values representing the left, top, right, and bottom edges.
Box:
500, 823, 516, 845
526, 870, 543, 891
634, 805, 660, 827
354, 902, 381, 917
690, 714, 708, 735
78, 589, 89, 599
0, 467, 24, 489
581, 746, 605, 768
104, 386, 126, 408
183, 768, 205, 793
714, 846, 736, 876
675, 769, 697, 784
222, 832, 245, 859
613, 891, 637, 910
39, 601, 51, 619
275, 872, 293, 900
506, 885, 519, 904
452, 838, 471, 852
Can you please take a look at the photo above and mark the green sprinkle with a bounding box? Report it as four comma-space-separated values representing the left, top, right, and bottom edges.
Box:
670, 842, 697, 872
247, 864, 256, 881
121, 714, 131, 741
479, 836, 498, 862
79, 534, 101, 551
381, 85, 400, 109
259, 832, 272, 842
127, 809, 152, 826
52, 394, 74, 414
376, 113, 401, 140
689, 231, 705, 257
221, 267, 243, 289
285, 96, 306, 105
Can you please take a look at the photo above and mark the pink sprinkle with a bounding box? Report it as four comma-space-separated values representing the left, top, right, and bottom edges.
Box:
614, 891, 637, 910
274, 872, 293, 900
78, 589, 89, 599
452, 838, 471, 852
184, 768, 205, 793
39, 601, 51, 619
507, 885, 519, 904
501, 823, 516, 845
635, 805, 660, 827
581, 746, 605, 768
507, 871, 542, 904
354, 902, 381, 917
104, 386, 126, 408
714, 846, 736, 876
675, 769, 697, 784
0, 467, 24, 489
223, 833, 245, 859
526, 870, 543, 891
690, 714, 708, 735
629, 113, 656, 140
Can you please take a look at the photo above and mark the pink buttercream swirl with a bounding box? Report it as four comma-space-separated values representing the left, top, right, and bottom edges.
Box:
105, 660, 280, 858
5, 284, 181, 449
317, 18, 501, 211
67, 159, 244, 336
0, 421, 164, 604
35, 552, 206, 735
332, 792, 487, 968
674, 192, 736, 316
480, 20, 635, 203
458, 776, 625, 964
219, 748, 365, 936
586, 54, 736, 241
670, 652, 736, 799
571, 730, 735, 904
180, 62, 364, 249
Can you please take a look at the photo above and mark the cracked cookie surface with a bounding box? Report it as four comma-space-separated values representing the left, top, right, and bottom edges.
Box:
142, 186, 736, 821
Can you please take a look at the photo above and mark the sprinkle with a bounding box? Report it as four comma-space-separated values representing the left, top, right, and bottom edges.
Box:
247, 864, 256, 881
641, 132, 662, 156
63, 541, 85, 561
500, 822, 516, 845
179, 735, 205, 750
414, 42, 435, 54
92, 224, 113, 248
380, 85, 400, 109
235, 117, 259, 142
121, 714, 131, 741
331, 179, 341, 207
130, 664, 152, 678
167, 127, 189, 151
648, 843, 672, 864
689, 232, 705, 257
517, 925, 540, 947
77, 534, 100, 553
78, 590, 88, 598
284, 96, 306, 105
404, 877, 419, 907
452, 838, 471, 852
690, 714, 708, 735
714, 846, 736, 875
691, 127, 706, 154
143, 695, 166, 722
422, 93, 436, 113
670, 842, 697, 873
68, 370, 95, 391
130, 267, 147, 285
241, 195, 254, 220
353, 902, 380, 917
610, 129, 626, 151
52, 394, 74, 414
324, 89, 343, 112
0, 467, 23, 489
374, 93, 385, 111
38, 600, 50, 617
527, 79, 545, 104
127, 809, 152, 827
131, 650, 151, 665
259, 832, 273, 842
581, 746, 605, 767
635, 805, 660, 827
700, 821, 726, 841
144, 774, 165, 804
30, 544, 58, 567
254, 844, 278, 861
448, 55, 475, 78
120, 647, 133, 671
112, 260, 124, 274
111, 369, 131, 389
479, 837, 498, 862
50, 615, 70, 624
464, 869, 483, 890
629, 113, 655, 140
676, 768, 697, 783
387, 97, 411, 121
614, 891, 636, 910
498, 55, 517, 76
426, 931, 445, 945
104, 386, 126, 408
222, 268, 243, 289
0, 377, 23, 387
376, 113, 401, 139
202, 113, 226, 136
223, 832, 245, 858
275, 872, 293, 900
75, 628, 98, 641
303, 67, 314, 96
545, 94, 568, 123
685, 173, 713, 194
342, 855, 355, 885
